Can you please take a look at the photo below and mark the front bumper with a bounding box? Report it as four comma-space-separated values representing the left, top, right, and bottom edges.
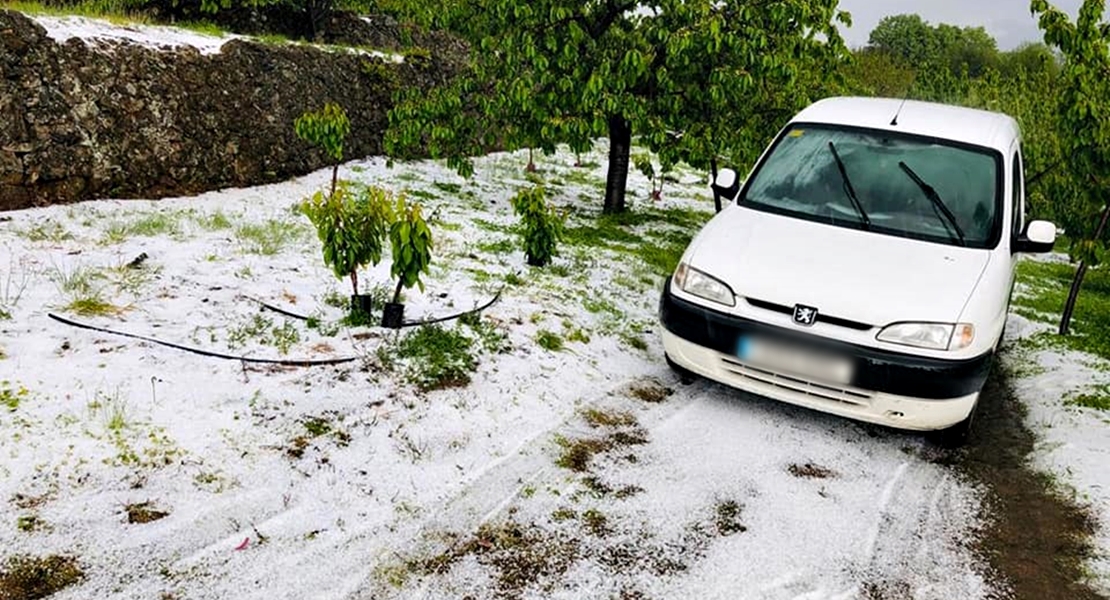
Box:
659, 279, 991, 431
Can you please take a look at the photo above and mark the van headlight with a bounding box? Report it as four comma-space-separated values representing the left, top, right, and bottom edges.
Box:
673, 262, 736, 307
876, 322, 975, 351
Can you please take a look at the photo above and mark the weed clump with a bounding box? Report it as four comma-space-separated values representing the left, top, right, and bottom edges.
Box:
0, 554, 84, 600
788, 462, 837, 479
535, 330, 564, 352
410, 520, 581, 597
125, 502, 169, 524
627, 379, 673, 404
510, 185, 565, 267
396, 324, 477, 391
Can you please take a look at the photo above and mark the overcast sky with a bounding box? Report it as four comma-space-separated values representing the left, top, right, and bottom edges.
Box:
835, 0, 1085, 50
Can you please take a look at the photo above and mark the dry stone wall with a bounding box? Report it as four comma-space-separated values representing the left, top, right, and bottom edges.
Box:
0, 10, 460, 211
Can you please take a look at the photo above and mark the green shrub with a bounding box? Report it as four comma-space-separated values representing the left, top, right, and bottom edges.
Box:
388, 195, 434, 304
300, 181, 394, 296
396, 324, 477, 390
510, 185, 564, 267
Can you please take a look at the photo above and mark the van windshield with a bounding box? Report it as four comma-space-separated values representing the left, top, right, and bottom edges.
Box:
739, 124, 1002, 249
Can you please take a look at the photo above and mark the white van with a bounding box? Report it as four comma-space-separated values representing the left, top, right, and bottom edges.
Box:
659, 96, 1057, 447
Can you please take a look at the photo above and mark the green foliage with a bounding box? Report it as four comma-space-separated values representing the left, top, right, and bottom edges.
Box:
395, 324, 477, 390
867, 13, 1000, 77
1066, 384, 1110, 411
226, 314, 301, 355
294, 102, 350, 165
459, 312, 511, 354
235, 219, 300, 255
509, 186, 564, 267
388, 195, 434, 303
1012, 260, 1110, 359
300, 181, 395, 295
2, 381, 29, 412
633, 153, 665, 199
385, 0, 852, 213
1032, 0, 1110, 258
535, 329, 564, 352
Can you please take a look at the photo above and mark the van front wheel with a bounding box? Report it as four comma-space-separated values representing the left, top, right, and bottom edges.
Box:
930, 398, 980, 449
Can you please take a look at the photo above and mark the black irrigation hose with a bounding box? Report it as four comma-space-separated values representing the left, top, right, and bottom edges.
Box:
47, 313, 359, 366
249, 285, 507, 329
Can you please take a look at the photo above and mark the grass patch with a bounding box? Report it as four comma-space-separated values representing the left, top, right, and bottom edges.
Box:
49, 264, 126, 316
177, 20, 226, 36
125, 501, 169, 524
580, 408, 636, 429
535, 329, 564, 352
713, 500, 747, 536
2, 381, 29, 412
1012, 260, 1110, 361
395, 324, 478, 391
477, 238, 516, 255
20, 220, 73, 244
16, 515, 44, 533
235, 220, 300, 255
554, 421, 648, 473
287, 414, 352, 459
788, 462, 837, 479
195, 209, 235, 231
226, 314, 301, 355
1065, 383, 1110, 411
406, 520, 582, 597
459, 312, 511, 354
627, 379, 674, 403
101, 212, 182, 243
0, 554, 84, 600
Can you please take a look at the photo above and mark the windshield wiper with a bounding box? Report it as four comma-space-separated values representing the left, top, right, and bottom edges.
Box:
898, 161, 966, 246
826, 142, 870, 229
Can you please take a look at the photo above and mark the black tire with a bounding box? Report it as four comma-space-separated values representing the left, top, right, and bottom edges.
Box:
664, 353, 697, 385
930, 397, 980, 449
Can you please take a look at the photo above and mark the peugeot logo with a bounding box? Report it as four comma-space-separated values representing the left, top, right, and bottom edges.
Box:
793, 304, 818, 327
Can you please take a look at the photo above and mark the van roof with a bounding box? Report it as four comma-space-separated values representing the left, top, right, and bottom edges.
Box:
789, 96, 1020, 153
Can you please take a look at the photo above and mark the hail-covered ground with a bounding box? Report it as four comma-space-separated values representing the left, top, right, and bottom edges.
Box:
1, 12, 1109, 600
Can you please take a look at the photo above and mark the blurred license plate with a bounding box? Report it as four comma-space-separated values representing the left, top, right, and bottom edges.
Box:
737, 335, 854, 385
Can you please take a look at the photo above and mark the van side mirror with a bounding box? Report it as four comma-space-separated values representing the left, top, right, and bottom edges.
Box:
1013, 220, 1057, 254
711, 168, 741, 202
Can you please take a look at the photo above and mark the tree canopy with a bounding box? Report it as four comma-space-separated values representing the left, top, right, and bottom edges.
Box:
1030, 0, 1110, 334
384, 0, 852, 213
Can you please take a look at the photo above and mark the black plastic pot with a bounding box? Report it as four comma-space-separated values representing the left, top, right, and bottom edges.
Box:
526, 254, 546, 267
381, 302, 405, 329
351, 294, 375, 317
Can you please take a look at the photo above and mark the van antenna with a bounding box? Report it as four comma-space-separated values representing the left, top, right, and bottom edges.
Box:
890, 96, 908, 126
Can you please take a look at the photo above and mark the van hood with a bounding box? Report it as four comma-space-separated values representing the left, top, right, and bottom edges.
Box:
684, 206, 991, 327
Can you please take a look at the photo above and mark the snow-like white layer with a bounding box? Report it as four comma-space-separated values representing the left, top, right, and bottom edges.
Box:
28, 13, 405, 62
0, 144, 998, 599
31, 14, 242, 55
1004, 313, 1110, 594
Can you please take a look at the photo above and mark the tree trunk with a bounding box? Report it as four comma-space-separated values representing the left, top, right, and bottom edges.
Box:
330, 164, 339, 199
526, 148, 536, 172
350, 271, 359, 297
710, 157, 722, 213
603, 115, 632, 214
392, 277, 405, 305
1059, 201, 1110, 335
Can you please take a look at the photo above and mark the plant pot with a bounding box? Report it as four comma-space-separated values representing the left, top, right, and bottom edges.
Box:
526, 254, 546, 267
350, 294, 375, 317
381, 302, 405, 329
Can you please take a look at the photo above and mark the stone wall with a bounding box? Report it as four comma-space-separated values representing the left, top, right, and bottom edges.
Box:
0, 10, 462, 211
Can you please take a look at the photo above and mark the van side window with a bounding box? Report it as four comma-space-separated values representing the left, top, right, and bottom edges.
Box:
1012, 152, 1025, 237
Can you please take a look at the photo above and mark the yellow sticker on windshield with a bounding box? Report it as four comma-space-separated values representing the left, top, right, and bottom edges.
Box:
788, 129, 804, 137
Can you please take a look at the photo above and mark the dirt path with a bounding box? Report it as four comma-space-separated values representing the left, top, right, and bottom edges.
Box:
951, 357, 1105, 600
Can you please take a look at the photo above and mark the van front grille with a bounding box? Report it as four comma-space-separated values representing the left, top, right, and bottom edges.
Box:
720, 357, 873, 407
744, 298, 873, 331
